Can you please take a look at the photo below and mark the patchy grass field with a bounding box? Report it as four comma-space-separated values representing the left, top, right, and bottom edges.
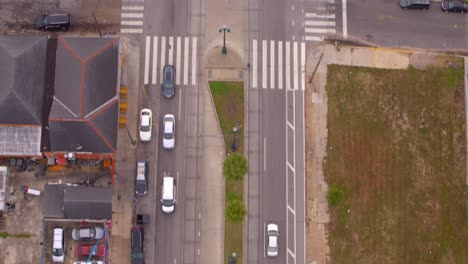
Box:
209, 81, 244, 264
325, 62, 468, 264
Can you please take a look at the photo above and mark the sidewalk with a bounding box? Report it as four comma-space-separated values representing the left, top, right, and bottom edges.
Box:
110, 35, 140, 264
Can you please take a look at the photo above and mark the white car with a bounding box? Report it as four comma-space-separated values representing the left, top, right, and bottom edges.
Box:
161, 176, 176, 214
266, 223, 279, 257
52, 228, 65, 263
139, 108, 152, 142
162, 114, 175, 149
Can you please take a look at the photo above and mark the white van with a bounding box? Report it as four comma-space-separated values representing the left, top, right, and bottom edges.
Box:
161, 176, 176, 214
52, 228, 65, 263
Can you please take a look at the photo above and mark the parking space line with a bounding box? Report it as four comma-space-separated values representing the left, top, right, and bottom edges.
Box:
152, 36, 158, 85
191, 38, 197, 85
264, 137, 267, 171
144, 36, 150, 85
160, 37, 166, 84
252, 39, 258, 88
176, 37, 181, 85
262, 40, 267, 88
270, 40, 275, 89
263, 222, 266, 258
183, 37, 189, 85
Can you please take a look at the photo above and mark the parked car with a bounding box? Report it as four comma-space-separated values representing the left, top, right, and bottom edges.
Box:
73, 261, 104, 264
75, 244, 104, 258
139, 108, 152, 142
162, 114, 176, 149
441, 0, 468, 12
161, 175, 176, 214
52, 227, 65, 263
162, 65, 175, 98
72, 227, 104, 240
135, 161, 148, 196
35, 13, 72, 30
266, 223, 279, 257
131, 227, 145, 264
400, 0, 430, 9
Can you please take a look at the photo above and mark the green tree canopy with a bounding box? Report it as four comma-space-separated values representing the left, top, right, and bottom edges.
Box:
223, 152, 248, 181
225, 194, 247, 223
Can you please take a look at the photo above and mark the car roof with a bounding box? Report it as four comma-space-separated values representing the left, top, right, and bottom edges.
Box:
162, 177, 174, 199
268, 235, 278, 247
267, 223, 278, 232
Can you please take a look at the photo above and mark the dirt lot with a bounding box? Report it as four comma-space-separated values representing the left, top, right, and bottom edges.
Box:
0, 162, 111, 264
323, 59, 468, 263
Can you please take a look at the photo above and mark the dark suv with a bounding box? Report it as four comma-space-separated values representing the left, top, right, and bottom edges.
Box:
131, 227, 145, 264
35, 13, 72, 30
162, 65, 175, 98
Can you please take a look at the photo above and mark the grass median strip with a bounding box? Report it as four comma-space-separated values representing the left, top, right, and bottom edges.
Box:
325, 61, 468, 263
209, 81, 245, 264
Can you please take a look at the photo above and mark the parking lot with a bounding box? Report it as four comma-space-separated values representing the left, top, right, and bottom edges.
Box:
0, 160, 112, 264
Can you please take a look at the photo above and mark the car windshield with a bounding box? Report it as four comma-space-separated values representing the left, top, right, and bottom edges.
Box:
52, 248, 63, 256
162, 199, 174, 206
163, 131, 174, 139
141, 124, 151, 132
79, 228, 94, 237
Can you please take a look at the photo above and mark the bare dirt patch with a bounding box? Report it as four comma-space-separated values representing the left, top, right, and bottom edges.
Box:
324, 62, 468, 264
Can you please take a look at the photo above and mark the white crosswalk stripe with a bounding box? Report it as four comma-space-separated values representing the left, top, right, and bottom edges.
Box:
251, 39, 306, 91
304, 0, 337, 42
120, 1, 144, 34
143, 36, 198, 86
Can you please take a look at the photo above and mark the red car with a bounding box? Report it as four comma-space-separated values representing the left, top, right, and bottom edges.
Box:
75, 244, 104, 258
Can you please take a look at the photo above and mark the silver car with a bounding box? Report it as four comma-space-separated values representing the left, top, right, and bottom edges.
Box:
162, 114, 175, 149
71, 227, 104, 240
266, 223, 279, 257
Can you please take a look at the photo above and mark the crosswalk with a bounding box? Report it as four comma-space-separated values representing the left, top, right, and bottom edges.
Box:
304, 0, 337, 42
144, 36, 198, 85
121, 0, 145, 34
252, 40, 306, 91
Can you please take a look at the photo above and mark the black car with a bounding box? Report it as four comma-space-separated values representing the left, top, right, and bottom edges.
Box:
131, 227, 145, 264
135, 161, 148, 196
162, 65, 175, 98
35, 13, 72, 30
400, 0, 430, 9
441, 0, 468, 12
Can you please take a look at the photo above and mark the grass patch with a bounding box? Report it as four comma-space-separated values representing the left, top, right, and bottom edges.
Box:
209, 81, 244, 264
325, 63, 468, 264
0, 232, 32, 239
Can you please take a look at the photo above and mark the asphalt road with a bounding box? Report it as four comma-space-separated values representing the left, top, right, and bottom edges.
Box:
132, 0, 204, 263
246, 0, 307, 263
344, 0, 467, 49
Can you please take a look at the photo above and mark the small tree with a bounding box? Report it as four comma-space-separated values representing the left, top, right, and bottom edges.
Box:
225, 194, 247, 223
223, 153, 248, 181
328, 184, 345, 206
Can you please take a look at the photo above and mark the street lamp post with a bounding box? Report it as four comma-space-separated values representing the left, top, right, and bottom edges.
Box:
219, 25, 231, 55
231, 123, 239, 152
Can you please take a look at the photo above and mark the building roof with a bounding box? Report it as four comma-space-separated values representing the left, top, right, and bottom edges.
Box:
63, 186, 112, 220
43, 184, 112, 220
0, 35, 48, 125
0, 126, 42, 156
48, 37, 119, 153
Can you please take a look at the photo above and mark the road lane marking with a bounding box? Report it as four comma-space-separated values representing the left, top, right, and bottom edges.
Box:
343, 0, 348, 39
288, 205, 295, 214
285, 41, 291, 90
288, 248, 296, 259
144, 36, 150, 85
264, 137, 267, 171
262, 40, 267, 88
176, 171, 179, 202
287, 162, 295, 173
287, 121, 294, 131
183, 37, 189, 85
168, 37, 174, 66
305, 36, 323, 42
176, 37, 181, 85
191, 38, 197, 85
152, 36, 158, 85
270, 40, 275, 89
305, 28, 336, 34
302, 78, 307, 264
293, 42, 299, 90
120, 28, 143, 33
301, 42, 305, 91
122, 5, 144, 10
121, 13, 143, 18
178, 88, 182, 120
278, 41, 283, 89
160, 36, 166, 84
263, 223, 266, 258
305, 13, 335, 18
252, 39, 258, 88
121, 21, 143, 26
304, 20, 335, 26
